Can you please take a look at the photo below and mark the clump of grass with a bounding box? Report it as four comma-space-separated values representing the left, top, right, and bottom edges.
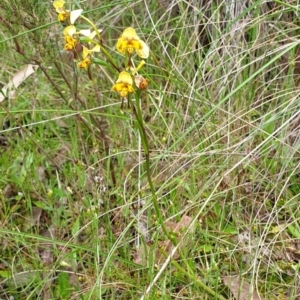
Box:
0, 0, 300, 299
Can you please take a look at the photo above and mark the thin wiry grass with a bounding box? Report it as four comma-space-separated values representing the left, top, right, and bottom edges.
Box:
0, 0, 300, 299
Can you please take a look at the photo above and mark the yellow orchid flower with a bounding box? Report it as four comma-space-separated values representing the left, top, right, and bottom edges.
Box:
53, 1, 82, 24
116, 27, 149, 59
63, 25, 78, 51
82, 45, 100, 59
78, 57, 92, 70
58, 12, 69, 22
76, 29, 102, 63
76, 45, 99, 69
79, 28, 101, 59
112, 71, 135, 97
53, 0, 69, 22
53, 0, 65, 12
63, 25, 76, 36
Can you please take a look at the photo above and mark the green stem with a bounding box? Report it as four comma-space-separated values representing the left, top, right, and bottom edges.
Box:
129, 93, 224, 299
128, 92, 177, 246
99, 44, 121, 72
79, 15, 101, 40
171, 260, 227, 300
79, 15, 120, 72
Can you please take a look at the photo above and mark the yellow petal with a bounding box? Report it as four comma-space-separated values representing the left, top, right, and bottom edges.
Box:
58, 12, 69, 22
91, 45, 100, 52
116, 38, 126, 55
89, 29, 102, 39
64, 43, 74, 51
70, 9, 83, 24
79, 29, 90, 37
128, 85, 135, 93
78, 58, 91, 70
63, 25, 76, 37
82, 46, 91, 59
53, 0, 65, 9
113, 72, 135, 97
136, 41, 149, 59
131, 60, 146, 75
112, 83, 134, 98
121, 27, 139, 40
116, 71, 133, 85
116, 28, 149, 58
79, 28, 101, 37
55, 7, 65, 13
64, 36, 78, 50
81, 45, 100, 59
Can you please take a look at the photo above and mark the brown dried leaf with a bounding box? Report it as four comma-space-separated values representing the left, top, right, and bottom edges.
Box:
0, 64, 38, 102
157, 215, 192, 263
23, 207, 42, 231
222, 276, 263, 300
165, 215, 192, 233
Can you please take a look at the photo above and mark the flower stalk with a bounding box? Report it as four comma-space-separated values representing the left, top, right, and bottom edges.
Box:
128, 92, 177, 246
52, 0, 176, 246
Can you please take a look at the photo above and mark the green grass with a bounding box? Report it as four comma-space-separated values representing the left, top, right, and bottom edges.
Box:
1, 0, 300, 299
